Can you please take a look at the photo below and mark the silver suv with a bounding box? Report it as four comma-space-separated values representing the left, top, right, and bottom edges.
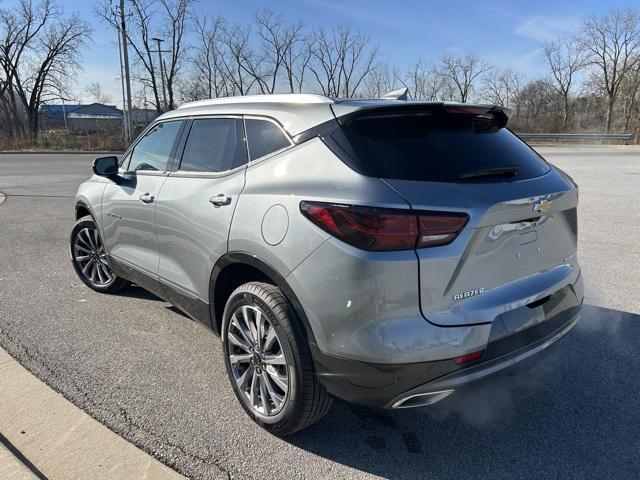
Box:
71, 94, 583, 435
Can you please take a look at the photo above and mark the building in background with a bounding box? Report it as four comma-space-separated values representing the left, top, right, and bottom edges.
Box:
67, 103, 123, 133
39, 104, 81, 130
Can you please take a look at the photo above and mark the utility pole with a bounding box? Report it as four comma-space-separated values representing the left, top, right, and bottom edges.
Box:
119, 0, 133, 144
116, 20, 129, 142
62, 98, 68, 131
152, 37, 168, 111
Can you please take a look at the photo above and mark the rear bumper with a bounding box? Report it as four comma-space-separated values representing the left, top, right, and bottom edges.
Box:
388, 309, 579, 408
311, 301, 581, 409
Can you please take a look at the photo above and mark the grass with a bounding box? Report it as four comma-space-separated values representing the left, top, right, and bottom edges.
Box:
0, 129, 126, 152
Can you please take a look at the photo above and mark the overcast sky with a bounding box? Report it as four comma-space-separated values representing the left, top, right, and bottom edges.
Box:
3, 0, 638, 106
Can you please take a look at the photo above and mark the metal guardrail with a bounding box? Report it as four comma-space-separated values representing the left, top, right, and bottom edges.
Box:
517, 133, 636, 143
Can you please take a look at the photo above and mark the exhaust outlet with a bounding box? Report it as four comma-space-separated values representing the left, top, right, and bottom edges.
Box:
391, 389, 454, 409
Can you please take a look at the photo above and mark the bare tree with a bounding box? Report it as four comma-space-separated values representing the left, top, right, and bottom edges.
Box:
543, 38, 586, 130
482, 68, 523, 112
361, 62, 401, 98
0, 0, 90, 138
512, 79, 560, 132
308, 25, 378, 97
86, 82, 112, 104
281, 25, 311, 93
187, 15, 233, 100
252, 10, 305, 94
218, 22, 258, 95
97, 0, 193, 112
579, 9, 640, 132
404, 60, 449, 100
619, 56, 640, 131
440, 53, 492, 103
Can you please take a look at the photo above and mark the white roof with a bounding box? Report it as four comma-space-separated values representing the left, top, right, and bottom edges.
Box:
177, 94, 334, 110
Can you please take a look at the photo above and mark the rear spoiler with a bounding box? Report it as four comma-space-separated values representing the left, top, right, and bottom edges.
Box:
332, 102, 512, 128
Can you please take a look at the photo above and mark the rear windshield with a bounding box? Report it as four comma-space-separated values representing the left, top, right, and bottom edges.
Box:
337, 112, 550, 182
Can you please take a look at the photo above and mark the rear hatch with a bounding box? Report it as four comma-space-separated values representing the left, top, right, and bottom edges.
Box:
331, 103, 579, 326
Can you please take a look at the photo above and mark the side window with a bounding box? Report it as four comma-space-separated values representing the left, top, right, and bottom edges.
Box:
245, 118, 291, 161
127, 121, 184, 172
179, 118, 247, 172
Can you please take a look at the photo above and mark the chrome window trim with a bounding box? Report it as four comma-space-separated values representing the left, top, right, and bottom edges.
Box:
168, 164, 245, 179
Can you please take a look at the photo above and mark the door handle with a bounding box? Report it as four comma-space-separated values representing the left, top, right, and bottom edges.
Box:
209, 194, 232, 207
139, 193, 155, 204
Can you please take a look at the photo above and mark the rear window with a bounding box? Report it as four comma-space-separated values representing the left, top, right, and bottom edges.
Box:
337, 113, 550, 182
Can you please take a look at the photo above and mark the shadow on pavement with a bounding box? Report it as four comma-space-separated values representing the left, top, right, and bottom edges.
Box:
287, 304, 640, 479
116, 285, 164, 301
116, 285, 192, 320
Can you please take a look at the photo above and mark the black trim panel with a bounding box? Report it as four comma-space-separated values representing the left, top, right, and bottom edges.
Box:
310, 343, 458, 408
159, 280, 212, 327
209, 252, 316, 343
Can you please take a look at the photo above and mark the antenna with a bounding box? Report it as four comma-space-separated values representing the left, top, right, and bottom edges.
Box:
381, 87, 409, 101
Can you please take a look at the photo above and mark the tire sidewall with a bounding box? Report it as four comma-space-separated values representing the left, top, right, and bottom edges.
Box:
222, 289, 302, 429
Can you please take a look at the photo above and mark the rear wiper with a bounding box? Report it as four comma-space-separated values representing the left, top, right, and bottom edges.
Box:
457, 166, 520, 180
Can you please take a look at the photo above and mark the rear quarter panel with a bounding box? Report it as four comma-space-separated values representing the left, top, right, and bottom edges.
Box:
228, 138, 410, 276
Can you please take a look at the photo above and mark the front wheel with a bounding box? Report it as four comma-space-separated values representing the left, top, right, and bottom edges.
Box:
222, 282, 332, 435
70, 216, 128, 293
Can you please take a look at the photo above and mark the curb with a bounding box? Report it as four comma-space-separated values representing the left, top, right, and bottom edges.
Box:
0, 347, 184, 480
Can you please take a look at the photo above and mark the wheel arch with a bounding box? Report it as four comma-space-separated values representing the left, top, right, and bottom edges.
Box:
75, 200, 94, 220
209, 252, 317, 345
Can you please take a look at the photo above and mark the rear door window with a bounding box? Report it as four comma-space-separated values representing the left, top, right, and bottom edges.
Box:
245, 118, 291, 161
127, 120, 184, 172
338, 112, 550, 182
179, 118, 247, 172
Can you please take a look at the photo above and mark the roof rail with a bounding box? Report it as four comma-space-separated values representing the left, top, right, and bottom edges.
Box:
177, 93, 334, 109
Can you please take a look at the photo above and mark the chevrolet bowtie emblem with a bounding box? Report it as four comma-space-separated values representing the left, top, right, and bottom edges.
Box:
533, 200, 551, 214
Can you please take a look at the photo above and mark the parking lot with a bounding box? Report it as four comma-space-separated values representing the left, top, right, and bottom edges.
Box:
0, 146, 639, 479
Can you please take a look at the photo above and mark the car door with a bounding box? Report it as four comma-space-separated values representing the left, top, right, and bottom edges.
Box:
155, 117, 248, 320
101, 119, 186, 287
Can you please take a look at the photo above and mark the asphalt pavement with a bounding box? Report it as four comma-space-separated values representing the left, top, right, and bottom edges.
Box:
0, 147, 639, 479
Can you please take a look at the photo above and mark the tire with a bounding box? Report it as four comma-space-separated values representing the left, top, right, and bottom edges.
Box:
70, 216, 129, 293
222, 282, 332, 435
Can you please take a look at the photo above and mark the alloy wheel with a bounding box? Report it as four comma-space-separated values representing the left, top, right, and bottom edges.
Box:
227, 305, 290, 417
73, 226, 114, 286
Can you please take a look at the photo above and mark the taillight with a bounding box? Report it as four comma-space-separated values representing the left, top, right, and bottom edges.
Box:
417, 212, 469, 248
300, 201, 468, 252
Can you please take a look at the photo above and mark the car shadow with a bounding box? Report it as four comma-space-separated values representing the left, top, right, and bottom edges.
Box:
115, 284, 164, 301
285, 304, 640, 479
116, 285, 192, 319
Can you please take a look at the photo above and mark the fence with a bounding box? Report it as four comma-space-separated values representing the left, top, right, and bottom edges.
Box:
517, 133, 636, 144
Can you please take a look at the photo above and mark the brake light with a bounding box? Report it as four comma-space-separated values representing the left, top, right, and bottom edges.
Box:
300, 201, 468, 251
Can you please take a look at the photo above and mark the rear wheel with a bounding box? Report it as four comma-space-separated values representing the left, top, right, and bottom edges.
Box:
222, 282, 332, 435
70, 216, 128, 293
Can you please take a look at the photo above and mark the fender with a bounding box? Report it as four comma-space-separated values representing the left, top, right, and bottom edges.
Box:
209, 252, 317, 345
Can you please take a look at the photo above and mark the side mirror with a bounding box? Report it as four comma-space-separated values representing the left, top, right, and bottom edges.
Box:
93, 156, 119, 177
